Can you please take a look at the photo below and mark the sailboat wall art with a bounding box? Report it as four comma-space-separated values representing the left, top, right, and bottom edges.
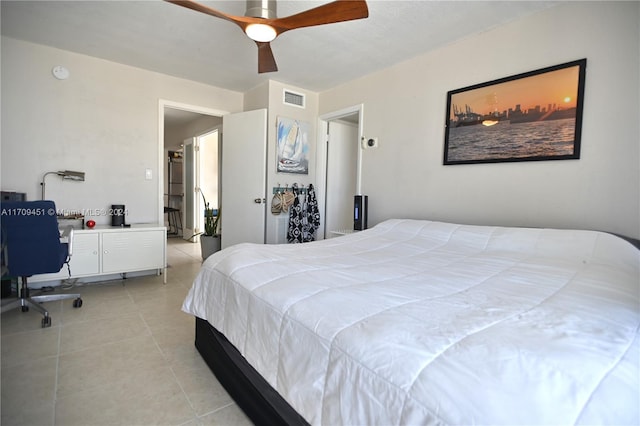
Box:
277, 116, 310, 174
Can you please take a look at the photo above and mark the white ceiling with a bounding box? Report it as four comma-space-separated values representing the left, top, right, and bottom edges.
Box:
1, 1, 559, 94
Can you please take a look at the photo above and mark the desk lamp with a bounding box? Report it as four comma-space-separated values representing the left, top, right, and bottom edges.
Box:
41, 170, 85, 200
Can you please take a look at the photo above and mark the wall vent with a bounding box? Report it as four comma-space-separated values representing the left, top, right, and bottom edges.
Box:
283, 89, 305, 108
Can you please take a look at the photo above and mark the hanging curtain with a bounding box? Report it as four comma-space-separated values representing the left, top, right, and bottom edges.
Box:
287, 184, 304, 243
302, 184, 320, 242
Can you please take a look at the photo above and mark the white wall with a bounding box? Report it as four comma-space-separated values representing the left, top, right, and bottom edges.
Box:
319, 1, 640, 239
164, 114, 222, 150
1, 37, 243, 226
259, 80, 319, 244
243, 81, 270, 112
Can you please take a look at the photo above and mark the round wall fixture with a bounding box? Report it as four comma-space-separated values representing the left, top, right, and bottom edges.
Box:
52, 65, 70, 80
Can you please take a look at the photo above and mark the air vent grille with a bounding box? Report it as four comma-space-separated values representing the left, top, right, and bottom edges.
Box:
283, 89, 305, 108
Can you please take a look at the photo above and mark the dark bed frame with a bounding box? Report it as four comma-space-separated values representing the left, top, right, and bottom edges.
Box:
195, 317, 309, 426
192, 234, 638, 426
614, 233, 640, 250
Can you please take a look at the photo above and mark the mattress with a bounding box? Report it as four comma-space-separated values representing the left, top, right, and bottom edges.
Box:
182, 219, 640, 425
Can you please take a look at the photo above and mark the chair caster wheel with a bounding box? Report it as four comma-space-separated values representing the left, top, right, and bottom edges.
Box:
21, 306, 29, 312
42, 316, 52, 328
73, 298, 83, 308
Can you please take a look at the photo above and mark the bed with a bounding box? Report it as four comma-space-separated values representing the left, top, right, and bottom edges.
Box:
182, 219, 640, 425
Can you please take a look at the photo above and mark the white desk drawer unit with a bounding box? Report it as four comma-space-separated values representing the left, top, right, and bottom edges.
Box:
31, 224, 167, 284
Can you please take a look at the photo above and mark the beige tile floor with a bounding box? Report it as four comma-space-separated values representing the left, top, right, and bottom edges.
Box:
1, 237, 253, 426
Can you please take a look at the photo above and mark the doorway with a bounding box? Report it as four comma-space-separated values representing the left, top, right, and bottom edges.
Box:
159, 100, 227, 240
325, 120, 358, 234
182, 128, 220, 241
317, 105, 363, 239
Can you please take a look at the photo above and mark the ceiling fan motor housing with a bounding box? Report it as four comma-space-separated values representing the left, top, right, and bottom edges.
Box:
245, 0, 277, 19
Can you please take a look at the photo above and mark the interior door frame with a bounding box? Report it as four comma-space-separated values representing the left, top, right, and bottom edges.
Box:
316, 104, 364, 239
157, 100, 228, 229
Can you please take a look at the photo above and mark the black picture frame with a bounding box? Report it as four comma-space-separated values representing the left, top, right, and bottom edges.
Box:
443, 59, 587, 165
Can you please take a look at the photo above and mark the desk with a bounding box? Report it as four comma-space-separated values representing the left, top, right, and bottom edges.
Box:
31, 224, 167, 284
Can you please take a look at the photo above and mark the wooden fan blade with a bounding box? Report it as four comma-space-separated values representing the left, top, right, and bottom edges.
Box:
272, 0, 368, 35
165, 0, 254, 31
256, 42, 278, 73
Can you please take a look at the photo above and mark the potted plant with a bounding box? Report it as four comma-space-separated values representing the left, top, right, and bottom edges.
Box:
199, 194, 221, 261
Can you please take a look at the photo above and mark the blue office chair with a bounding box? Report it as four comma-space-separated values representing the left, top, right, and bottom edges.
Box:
1, 200, 82, 327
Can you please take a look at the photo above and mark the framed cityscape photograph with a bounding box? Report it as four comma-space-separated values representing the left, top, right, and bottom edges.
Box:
443, 59, 587, 165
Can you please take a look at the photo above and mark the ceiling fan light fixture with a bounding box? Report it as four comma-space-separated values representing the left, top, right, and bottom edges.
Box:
245, 23, 277, 42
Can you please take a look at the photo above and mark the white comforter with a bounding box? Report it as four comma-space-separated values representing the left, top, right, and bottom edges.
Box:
182, 219, 640, 425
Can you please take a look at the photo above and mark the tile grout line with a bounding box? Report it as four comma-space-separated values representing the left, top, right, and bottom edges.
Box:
194, 401, 239, 422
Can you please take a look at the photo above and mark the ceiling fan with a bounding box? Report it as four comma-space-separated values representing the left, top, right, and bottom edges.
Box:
166, 0, 369, 73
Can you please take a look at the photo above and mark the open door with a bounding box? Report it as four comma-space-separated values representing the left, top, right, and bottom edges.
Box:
182, 137, 198, 241
220, 109, 268, 249
199, 129, 220, 215
181, 130, 220, 242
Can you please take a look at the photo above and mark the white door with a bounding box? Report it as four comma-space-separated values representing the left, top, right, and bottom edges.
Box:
221, 109, 268, 249
182, 137, 199, 241
182, 130, 220, 241
199, 129, 220, 213
325, 121, 359, 236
